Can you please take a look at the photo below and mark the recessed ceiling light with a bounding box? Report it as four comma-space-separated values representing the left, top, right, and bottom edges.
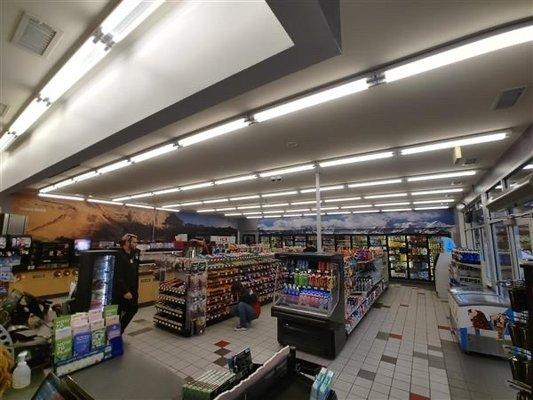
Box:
262, 214, 282, 218
259, 164, 315, 178
285, 208, 310, 212
348, 178, 403, 188
242, 211, 262, 215
283, 214, 302, 217
178, 118, 250, 147
224, 213, 242, 216
407, 170, 476, 182
401, 132, 507, 155
364, 193, 408, 199
130, 192, 153, 199
319, 151, 394, 168
246, 216, 262, 219
303, 212, 326, 216
113, 196, 132, 202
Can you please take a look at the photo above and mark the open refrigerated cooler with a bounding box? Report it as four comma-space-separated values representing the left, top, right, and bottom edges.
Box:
407, 235, 431, 281
72, 250, 118, 312
387, 235, 408, 279
271, 253, 346, 359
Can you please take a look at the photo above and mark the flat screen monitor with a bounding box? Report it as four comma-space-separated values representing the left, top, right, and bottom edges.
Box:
11, 236, 32, 249
74, 239, 92, 252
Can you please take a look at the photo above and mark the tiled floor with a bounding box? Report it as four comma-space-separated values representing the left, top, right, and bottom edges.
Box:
124, 283, 514, 400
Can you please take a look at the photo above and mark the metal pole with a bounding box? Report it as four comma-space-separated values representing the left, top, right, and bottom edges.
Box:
315, 170, 322, 252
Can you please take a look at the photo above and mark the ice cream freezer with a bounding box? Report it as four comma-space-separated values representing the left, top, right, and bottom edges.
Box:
448, 288, 512, 357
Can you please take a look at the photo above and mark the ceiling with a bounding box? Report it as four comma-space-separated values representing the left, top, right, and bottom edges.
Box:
4, 1, 533, 215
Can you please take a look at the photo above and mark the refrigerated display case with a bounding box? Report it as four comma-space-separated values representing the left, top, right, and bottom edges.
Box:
306, 235, 317, 249
429, 236, 444, 277
369, 235, 386, 248
352, 235, 368, 249
322, 235, 336, 253
282, 235, 294, 247
270, 235, 283, 249
294, 235, 307, 248
259, 235, 270, 247
335, 235, 351, 251
407, 235, 430, 281
271, 253, 346, 359
72, 250, 118, 312
387, 235, 408, 279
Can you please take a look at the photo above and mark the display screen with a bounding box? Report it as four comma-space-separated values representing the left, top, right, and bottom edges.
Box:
0, 236, 6, 250
75, 239, 92, 251
11, 236, 32, 249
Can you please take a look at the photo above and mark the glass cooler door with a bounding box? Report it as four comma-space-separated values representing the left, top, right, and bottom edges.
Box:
407, 235, 430, 281
90, 254, 116, 310
388, 235, 408, 279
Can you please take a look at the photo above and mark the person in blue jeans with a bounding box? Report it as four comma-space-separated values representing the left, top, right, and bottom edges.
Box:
232, 282, 258, 331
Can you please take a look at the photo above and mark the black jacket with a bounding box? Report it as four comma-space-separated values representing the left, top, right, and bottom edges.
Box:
113, 248, 140, 303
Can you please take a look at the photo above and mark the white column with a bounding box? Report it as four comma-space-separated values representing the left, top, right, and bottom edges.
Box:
315, 170, 322, 252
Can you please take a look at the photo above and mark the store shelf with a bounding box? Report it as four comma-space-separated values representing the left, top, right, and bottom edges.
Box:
451, 260, 482, 269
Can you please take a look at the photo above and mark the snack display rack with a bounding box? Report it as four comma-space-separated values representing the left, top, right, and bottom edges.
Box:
449, 249, 483, 289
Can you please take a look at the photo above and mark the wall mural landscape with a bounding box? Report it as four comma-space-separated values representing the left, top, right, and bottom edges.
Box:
11, 193, 238, 242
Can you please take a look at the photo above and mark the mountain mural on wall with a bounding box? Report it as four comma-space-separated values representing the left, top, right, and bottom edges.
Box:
257, 209, 455, 234
10, 193, 238, 242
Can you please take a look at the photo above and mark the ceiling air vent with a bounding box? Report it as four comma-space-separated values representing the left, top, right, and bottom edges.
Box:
493, 86, 526, 110
11, 12, 62, 57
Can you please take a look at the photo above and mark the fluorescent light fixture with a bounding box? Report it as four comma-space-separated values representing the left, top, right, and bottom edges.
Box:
414, 206, 450, 210
243, 211, 262, 215
215, 207, 236, 211
300, 185, 344, 193
225, 213, 242, 216
156, 207, 180, 213
40, 39, 108, 103
413, 199, 455, 204
39, 193, 85, 201
237, 205, 261, 210
113, 196, 132, 202
204, 198, 229, 204
259, 164, 315, 178
348, 178, 403, 188
384, 24, 533, 82
214, 175, 257, 185
153, 187, 180, 195
319, 151, 394, 168
291, 200, 319, 205
73, 171, 99, 182
197, 209, 215, 213
181, 201, 203, 206
88, 198, 120, 205
262, 210, 285, 214
246, 216, 263, 219
341, 204, 373, 209
283, 214, 302, 217
100, 0, 164, 43
285, 208, 310, 212
495, 184, 503, 190
129, 192, 153, 199
230, 195, 260, 201
0, 133, 16, 152
365, 193, 408, 199
374, 202, 411, 207
303, 212, 325, 216
261, 191, 298, 198
125, 203, 154, 210
408, 171, 477, 182
401, 132, 507, 155
411, 188, 464, 196
180, 182, 214, 191
262, 203, 289, 208
327, 211, 351, 215
324, 197, 362, 203
381, 208, 412, 212
178, 118, 250, 147
97, 160, 131, 174
39, 185, 57, 193
7, 98, 50, 137
162, 203, 181, 208
524, 164, 533, 170
131, 144, 177, 163
352, 210, 380, 214
54, 179, 75, 189
312, 206, 338, 211
262, 215, 282, 218
253, 78, 369, 122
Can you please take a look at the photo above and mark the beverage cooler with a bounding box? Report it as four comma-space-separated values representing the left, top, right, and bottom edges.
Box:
407, 235, 430, 281
352, 235, 369, 249
322, 235, 336, 252
335, 234, 351, 251
72, 250, 118, 312
271, 253, 346, 359
387, 235, 408, 279
369, 235, 387, 248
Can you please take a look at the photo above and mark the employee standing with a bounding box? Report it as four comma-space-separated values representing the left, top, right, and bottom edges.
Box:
113, 233, 140, 333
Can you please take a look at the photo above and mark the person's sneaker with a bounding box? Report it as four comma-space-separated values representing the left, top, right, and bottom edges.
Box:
234, 326, 248, 331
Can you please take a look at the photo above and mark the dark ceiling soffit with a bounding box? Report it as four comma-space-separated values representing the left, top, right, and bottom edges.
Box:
462, 124, 533, 206
5, 0, 341, 196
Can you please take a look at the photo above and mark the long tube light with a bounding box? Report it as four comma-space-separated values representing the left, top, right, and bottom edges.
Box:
324, 196, 362, 203
87, 198, 121, 205
253, 78, 369, 122
524, 164, 533, 170
215, 207, 236, 211
39, 185, 57, 193
365, 193, 408, 199
113, 196, 132, 202
347, 178, 403, 188
413, 199, 455, 204
401, 132, 507, 155
319, 151, 394, 168
214, 174, 257, 185
262, 203, 289, 208
178, 119, 250, 147
237, 205, 261, 210
55, 179, 74, 189
291, 200, 320, 205
0, 133, 16, 152
285, 208, 310, 212
39, 193, 85, 201
262, 210, 285, 214
131, 144, 177, 163
243, 211, 262, 215
197, 209, 215, 213
300, 185, 344, 193
224, 213, 242, 216
130, 192, 153, 199
246, 216, 263, 219
154, 187, 180, 195
352, 210, 380, 214
259, 164, 315, 178
341, 204, 373, 209
181, 182, 214, 191
204, 199, 229, 204
156, 207, 180, 212
180, 201, 202, 206
74, 171, 99, 182
162, 203, 181, 208
7, 98, 50, 137
381, 208, 412, 212
230, 195, 260, 201
384, 24, 533, 82
327, 211, 351, 215
312, 206, 338, 211
283, 214, 303, 217
261, 191, 298, 198
98, 160, 131, 174
414, 206, 450, 210
407, 170, 476, 182
374, 202, 411, 207
411, 188, 463, 196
